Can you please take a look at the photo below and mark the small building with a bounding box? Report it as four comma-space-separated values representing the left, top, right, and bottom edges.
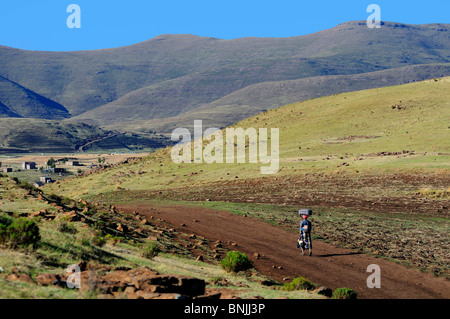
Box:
22, 162, 37, 170
39, 177, 53, 184
34, 181, 45, 188
47, 167, 66, 174
2, 167, 12, 173
66, 161, 80, 166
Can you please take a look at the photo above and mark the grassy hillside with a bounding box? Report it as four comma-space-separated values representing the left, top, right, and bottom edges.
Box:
0, 119, 108, 153
46, 77, 450, 198
0, 119, 171, 154
0, 76, 70, 120
43, 78, 450, 281
110, 63, 450, 133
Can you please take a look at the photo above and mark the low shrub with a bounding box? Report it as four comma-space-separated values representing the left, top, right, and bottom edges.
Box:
280, 276, 315, 291
332, 288, 358, 299
220, 251, 253, 273
105, 234, 121, 245
48, 194, 62, 203
18, 182, 34, 191
0, 216, 41, 249
141, 241, 161, 259
61, 197, 73, 206
90, 230, 106, 247
56, 217, 77, 234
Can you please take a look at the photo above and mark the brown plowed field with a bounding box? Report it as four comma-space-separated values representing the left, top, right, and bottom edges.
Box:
118, 204, 450, 299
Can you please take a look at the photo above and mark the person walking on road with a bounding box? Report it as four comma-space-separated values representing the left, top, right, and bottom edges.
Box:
298, 209, 312, 256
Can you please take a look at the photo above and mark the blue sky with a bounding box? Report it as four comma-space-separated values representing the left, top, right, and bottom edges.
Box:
0, 0, 448, 51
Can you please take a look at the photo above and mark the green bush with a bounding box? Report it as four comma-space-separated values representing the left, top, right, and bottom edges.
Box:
105, 234, 121, 245
61, 197, 72, 206
90, 230, 106, 247
56, 218, 77, 234
220, 251, 253, 273
332, 288, 358, 299
0, 214, 14, 228
0, 216, 41, 249
18, 182, 33, 190
280, 276, 315, 291
141, 241, 161, 259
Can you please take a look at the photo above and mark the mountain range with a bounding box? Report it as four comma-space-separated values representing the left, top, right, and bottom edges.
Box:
0, 20, 449, 151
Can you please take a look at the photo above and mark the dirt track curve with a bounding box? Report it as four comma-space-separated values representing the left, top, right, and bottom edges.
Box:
119, 204, 450, 299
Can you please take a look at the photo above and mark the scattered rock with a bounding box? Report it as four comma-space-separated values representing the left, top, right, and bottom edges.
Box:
195, 292, 222, 299
313, 286, 333, 298
210, 277, 229, 286
35, 273, 61, 286
6, 273, 35, 285
116, 224, 128, 232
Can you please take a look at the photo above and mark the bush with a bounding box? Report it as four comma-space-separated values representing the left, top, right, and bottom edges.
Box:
18, 182, 32, 190
0, 216, 41, 249
48, 194, 62, 203
332, 288, 358, 299
90, 230, 106, 247
220, 251, 253, 273
141, 241, 161, 259
56, 217, 77, 234
280, 276, 315, 291
105, 234, 121, 245
61, 197, 72, 206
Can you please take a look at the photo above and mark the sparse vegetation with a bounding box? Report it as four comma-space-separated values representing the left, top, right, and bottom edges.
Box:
140, 241, 161, 259
280, 276, 316, 291
220, 251, 253, 273
90, 230, 106, 247
56, 217, 77, 234
417, 187, 449, 199
332, 288, 358, 299
0, 215, 41, 250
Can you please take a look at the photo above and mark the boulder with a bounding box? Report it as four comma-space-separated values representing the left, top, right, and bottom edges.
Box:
35, 273, 61, 286
6, 273, 35, 284
313, 286, 333, 298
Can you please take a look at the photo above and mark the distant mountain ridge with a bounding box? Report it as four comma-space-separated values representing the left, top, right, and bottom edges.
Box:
0, 21, 449, 152
1, 21, 449, 119
114, 63, 450, 133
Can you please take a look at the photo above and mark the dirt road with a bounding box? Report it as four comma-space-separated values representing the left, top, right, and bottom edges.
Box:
119, 204, 450, 299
